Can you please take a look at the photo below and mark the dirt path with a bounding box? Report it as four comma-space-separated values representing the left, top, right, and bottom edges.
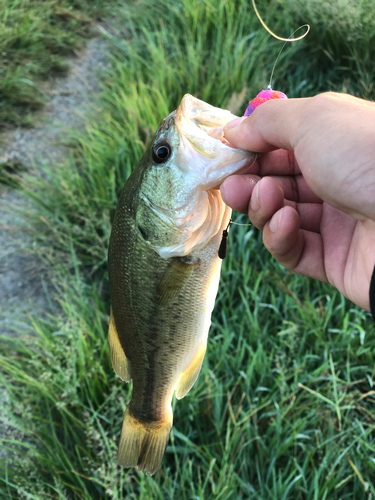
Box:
0, 29, 113, 460
0, 33, 110, 335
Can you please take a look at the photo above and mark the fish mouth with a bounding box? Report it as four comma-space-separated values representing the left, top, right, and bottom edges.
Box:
175, 94, 256, 188
177, 94, 236, 138
145, 95, 257, 259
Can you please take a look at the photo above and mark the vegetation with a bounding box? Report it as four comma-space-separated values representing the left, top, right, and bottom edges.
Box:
1, 0, 375, 498
0, 0, 117, 129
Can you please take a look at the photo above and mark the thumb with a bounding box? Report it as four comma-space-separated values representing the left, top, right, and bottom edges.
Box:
223, 97, 309, 153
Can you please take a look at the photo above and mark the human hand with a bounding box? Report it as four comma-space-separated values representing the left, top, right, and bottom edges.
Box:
221, 92, 375, 311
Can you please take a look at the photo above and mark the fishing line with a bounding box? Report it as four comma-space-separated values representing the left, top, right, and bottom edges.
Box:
267, 24, 310, 89
219, 3, 310, 260
251, 0, 310, 90
230, 220, 252, 227
251, 0, 310, 43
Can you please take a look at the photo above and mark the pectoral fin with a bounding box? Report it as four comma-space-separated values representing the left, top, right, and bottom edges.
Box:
108, 309, 131, 382
157, 258, 196, 306
175, 344, 206, 400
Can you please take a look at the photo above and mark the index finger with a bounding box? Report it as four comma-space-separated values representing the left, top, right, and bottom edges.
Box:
253, 149, 301, 177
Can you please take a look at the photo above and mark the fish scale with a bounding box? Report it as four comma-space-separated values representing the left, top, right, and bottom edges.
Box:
108, 94, 256, 475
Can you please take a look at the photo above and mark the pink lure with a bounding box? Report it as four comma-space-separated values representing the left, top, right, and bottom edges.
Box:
244, 88, 287, 116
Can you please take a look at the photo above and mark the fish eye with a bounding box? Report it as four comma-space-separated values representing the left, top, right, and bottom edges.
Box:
152, 141, 171, 164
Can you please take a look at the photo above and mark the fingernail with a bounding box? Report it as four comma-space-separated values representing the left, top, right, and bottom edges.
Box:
220, 182, 227, 203
270, 211, 282, 233
224, 116, 245, 131
250, 182, 260, 211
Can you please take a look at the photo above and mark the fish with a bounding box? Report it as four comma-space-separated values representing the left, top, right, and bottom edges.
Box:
108, 94, 256, 475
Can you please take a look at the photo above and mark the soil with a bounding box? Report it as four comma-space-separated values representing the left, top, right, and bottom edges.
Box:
0, 24, 114, 461
0, 33, 110, 336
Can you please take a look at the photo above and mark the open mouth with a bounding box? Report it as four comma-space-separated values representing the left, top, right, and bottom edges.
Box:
175, 94, 256, 185
175, 94, 236, 156
179, 94, 236, 131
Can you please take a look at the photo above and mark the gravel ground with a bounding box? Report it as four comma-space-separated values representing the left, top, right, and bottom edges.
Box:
0, 28, 112, 461
0, 34, 110, 336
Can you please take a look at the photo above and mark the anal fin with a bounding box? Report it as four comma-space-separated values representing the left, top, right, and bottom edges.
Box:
108, 309, 131, 382
175, 344, 206, 400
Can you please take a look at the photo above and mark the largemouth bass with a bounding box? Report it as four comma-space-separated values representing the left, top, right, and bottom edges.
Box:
108, 94, 256, 475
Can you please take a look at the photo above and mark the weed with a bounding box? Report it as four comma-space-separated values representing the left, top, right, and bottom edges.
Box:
0, 0, 119, 129
1, 0, 375, 498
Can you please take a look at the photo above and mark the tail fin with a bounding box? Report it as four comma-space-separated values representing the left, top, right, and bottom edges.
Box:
117, 407, 173, 475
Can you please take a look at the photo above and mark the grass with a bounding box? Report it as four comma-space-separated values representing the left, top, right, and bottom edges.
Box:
283, 0, 375, 100
0, 0, 118, 129
1, 0, 375, 498
9, 0, 375, 272
1, 231, 374, 499
5, 0, 282, 271
0, 159, 27, 188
